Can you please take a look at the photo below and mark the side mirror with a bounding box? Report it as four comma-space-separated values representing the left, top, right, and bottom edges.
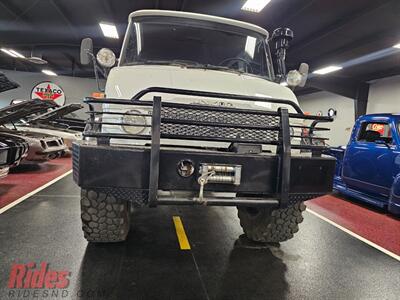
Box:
285, 63, 309, 88
375, 139, 391, 148
80, 38, 93, 65
298, 63, 309, 87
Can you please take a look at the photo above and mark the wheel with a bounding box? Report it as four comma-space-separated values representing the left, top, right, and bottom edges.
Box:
80, 189, 131, 243
237, 202, 306, 243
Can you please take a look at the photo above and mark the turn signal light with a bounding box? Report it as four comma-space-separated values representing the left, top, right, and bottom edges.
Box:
91, 92, 105, 99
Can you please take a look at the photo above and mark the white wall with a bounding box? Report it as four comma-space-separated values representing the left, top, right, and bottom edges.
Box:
367, 75, 400, 114
0, 69, 103, 118
298, 91, 355, 146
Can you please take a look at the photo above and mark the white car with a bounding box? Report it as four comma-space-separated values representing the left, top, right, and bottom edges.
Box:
0, 100, 68, 162
16, 104, 84, 150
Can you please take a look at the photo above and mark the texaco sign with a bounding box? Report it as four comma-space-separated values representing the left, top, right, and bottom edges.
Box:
31, 81, 66, 106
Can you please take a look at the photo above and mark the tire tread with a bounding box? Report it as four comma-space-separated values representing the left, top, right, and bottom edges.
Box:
80, 189, 130, 243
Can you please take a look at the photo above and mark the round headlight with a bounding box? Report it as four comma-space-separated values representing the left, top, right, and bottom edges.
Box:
122, 110, 147, 135
286, 70, 302, 86
96, 48, 116, 68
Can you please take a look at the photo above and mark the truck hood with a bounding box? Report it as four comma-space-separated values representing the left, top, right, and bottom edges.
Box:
0, 72, 19, 93
29, 103, 83, 124
105, 65, 299, 112
0, 100, 58, 125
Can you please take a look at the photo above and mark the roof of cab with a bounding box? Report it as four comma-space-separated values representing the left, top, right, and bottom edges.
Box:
129, 10, 269, 38
358, 113, 400, 121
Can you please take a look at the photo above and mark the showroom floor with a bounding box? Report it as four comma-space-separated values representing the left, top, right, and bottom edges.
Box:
0, 174, 399, 300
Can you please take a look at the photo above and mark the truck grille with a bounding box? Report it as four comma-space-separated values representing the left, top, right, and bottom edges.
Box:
161, 106, 280, 127
160, 123, 279, 143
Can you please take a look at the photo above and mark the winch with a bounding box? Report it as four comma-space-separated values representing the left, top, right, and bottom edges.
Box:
197, 163, 242, 203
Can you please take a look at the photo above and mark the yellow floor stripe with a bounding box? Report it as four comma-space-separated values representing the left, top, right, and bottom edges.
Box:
173, 216, 191, 250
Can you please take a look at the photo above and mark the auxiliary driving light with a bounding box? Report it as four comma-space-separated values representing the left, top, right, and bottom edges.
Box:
96, 48, 116, 68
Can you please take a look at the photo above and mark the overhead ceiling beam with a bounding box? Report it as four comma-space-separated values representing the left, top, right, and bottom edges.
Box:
102, 0, 118, 23
49, 0, 79, 40
9, 0, 39, 22
306, 76, 364, 99
281, 0, 316, 25
290, 0, 395, 55
361, 66, 400, 82
301, 30, 398, 68
354, 83, 370, 119
0, 1, 19, 18
294, 87, 320, 97
306, 76, 370, 120
176, 0, 186, 11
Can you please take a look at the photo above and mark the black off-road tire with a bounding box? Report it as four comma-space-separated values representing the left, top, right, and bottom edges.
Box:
80, 189, 130, 243
237, 202, 306, 243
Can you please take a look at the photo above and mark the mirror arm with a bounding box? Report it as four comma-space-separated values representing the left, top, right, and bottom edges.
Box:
88, 52, 106, 92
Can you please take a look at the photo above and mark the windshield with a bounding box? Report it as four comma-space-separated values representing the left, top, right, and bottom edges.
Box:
120, 16, 274, 80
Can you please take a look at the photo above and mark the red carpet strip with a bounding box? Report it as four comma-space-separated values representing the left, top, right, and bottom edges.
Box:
306, 195, 400, 256
0, 157, 72, 210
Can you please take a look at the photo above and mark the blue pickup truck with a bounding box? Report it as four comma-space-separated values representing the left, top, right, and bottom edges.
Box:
328, 113, 400, 216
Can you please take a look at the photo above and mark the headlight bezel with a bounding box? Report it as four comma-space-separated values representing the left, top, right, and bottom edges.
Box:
121, 109, 148, 135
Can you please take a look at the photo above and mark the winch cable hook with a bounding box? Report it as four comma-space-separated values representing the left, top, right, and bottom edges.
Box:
197, 170, 216, 204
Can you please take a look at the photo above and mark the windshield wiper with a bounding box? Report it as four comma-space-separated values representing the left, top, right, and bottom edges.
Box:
124, 59, 202, 67
186, 64, 245, 75
124, 60, 245, 75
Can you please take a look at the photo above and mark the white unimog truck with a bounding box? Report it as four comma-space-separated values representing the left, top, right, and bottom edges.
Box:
73, 10, 336, 243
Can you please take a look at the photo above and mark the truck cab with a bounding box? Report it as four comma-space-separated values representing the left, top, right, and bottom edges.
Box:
107, 10, 294, 103
329, 113, 400, 216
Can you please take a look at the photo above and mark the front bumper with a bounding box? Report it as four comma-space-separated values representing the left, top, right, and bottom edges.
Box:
27, 141, 67, 162
75, 87, 336, 207
73, 142, 335, 206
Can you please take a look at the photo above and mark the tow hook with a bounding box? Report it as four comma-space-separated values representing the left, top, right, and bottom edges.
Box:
197, 170, 216, 204
197, 164, 242, 204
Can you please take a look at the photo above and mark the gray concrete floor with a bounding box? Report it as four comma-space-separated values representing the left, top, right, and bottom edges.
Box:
0, 175, 399, 300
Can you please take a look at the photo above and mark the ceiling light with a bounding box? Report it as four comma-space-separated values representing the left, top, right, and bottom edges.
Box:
8, 50, 25, 58
99, 22, 119, 39
313, 65, 343, 75
1, 48, 18, 58
393, 43, 400, 49
242, 0, 271, 13
42, 69, 57, 76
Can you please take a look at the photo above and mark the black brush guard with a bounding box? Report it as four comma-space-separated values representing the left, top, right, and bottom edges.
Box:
75, 87, 335, 208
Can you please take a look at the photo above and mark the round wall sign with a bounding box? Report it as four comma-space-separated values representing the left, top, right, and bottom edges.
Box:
31, 81, 65, 106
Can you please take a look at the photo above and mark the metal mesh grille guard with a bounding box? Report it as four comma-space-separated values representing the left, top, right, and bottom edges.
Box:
83, 87, 332, 150
82, 87, 333, 207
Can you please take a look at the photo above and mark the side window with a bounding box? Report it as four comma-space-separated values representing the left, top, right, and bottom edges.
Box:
358, 122, 392, 144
